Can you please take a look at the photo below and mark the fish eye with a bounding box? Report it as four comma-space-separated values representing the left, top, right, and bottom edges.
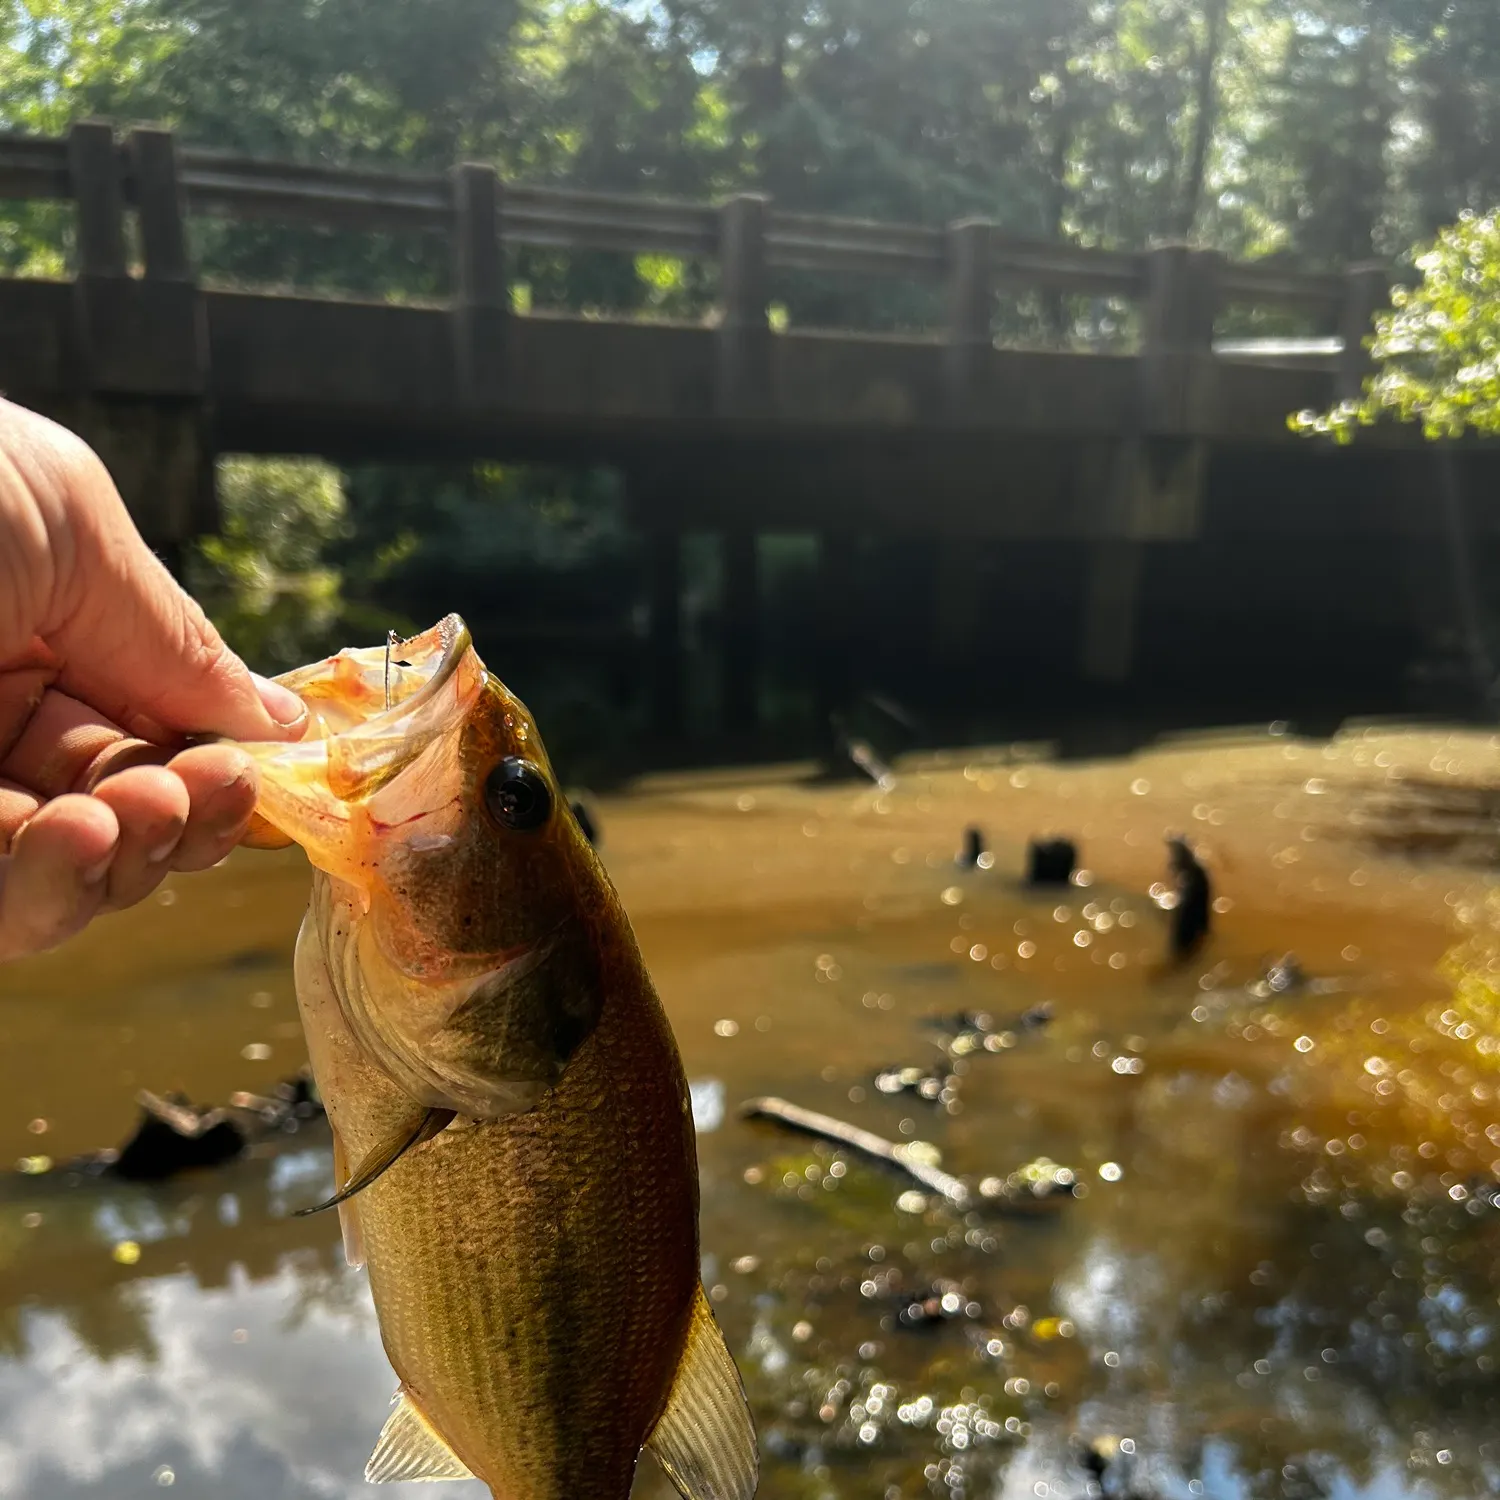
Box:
483, 757, 552, 832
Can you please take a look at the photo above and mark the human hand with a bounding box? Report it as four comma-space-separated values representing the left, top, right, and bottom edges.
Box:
0, 398, 307, 960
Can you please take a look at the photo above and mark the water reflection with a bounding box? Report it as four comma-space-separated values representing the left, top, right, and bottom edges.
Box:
0, 1265, 470, 1499
2, 726, 1500, 1496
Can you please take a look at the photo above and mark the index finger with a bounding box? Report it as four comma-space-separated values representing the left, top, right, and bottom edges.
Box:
0, 685, 162, 800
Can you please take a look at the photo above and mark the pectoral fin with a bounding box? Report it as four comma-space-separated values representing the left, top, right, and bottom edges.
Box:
366, 1386, 474, 1483
329, 1128, 365, 1269
647, 1284, 758, 1500
296, 1108, 455, 1218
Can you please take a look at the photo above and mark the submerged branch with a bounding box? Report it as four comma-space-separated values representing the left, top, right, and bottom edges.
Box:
742, 1095, 973, 1208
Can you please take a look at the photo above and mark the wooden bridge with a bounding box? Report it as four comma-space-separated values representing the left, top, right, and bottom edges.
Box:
0, 122, 1463, 738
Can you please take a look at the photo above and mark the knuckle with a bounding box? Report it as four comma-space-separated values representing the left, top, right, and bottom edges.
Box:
175, 598, 230, 681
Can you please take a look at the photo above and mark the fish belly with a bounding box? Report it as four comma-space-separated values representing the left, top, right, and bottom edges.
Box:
293, 903, 700, 1499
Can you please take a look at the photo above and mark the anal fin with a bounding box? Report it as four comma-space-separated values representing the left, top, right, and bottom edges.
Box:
330, 1127, 365, 1270
366, 1386, 475, 1483
647, 1284, 758, 1500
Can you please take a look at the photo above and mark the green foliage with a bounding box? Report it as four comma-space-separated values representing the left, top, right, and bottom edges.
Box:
1292, 212, 1500, 442
188, 458, 367, 673
13, 0, 1500, 733
11, 1, 1500, 302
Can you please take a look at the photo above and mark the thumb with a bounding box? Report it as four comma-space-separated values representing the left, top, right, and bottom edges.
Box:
60, 561, 308, 743
44, 448, 307, 743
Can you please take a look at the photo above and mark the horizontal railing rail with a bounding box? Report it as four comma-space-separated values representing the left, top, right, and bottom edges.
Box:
0, 124, 1369, 317
0, 120, 1393, 428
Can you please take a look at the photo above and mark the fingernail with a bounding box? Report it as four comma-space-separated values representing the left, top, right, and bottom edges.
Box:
252, 673, 308, 730
214, 768, 257, 836
147, 832, 183, 864
83, 850, 115, 886
221, 762, 254, 793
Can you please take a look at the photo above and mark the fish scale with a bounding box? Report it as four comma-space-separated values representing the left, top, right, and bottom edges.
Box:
303, 875, 698, 1497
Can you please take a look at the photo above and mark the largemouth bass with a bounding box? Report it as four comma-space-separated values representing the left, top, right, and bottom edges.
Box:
239, 615, 757, 1500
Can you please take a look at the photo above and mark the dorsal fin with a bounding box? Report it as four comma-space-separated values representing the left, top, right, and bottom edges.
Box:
647, 1285, 758, 1500
366, 1387, 474, 1483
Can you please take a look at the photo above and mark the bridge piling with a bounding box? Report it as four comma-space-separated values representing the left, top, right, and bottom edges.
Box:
931, 537, 984, 666
1079, 246, 1221, 684
1078, 539, 1145, 686
721, 528, 761, 735
815, 531, 860, 727
645, 526, 685, 739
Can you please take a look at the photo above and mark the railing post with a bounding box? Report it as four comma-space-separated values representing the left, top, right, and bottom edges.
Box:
716, 194, 771, 418
127, 125, 212, 540
68, 118, 128, 390
1337, 261, 1389, 406
945, 220, 993, 417
68, 120, 127, 280
451, 162, 507, 407
1140, 245, 1221, 434
123, 127, 207, 399
129, 126, 192, 283
67, 121, 210, 554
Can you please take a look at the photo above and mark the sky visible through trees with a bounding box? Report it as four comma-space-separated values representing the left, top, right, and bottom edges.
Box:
6, 1, 1500, 270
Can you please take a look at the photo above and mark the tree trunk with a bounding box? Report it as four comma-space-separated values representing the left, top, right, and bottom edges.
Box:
1177, 0, 1226, 240
752, 0, 791, 192
1042, 95, 1073, 344
1342, 21, 1392, 263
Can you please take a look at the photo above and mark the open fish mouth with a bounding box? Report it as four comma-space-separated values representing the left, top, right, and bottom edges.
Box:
276, 614, 474, 739
239, 614, 487, 849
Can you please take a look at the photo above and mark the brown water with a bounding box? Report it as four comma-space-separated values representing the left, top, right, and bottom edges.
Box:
3, 726, 1500, 1499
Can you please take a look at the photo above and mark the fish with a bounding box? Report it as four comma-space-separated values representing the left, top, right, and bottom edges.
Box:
237, 615, 757, 1500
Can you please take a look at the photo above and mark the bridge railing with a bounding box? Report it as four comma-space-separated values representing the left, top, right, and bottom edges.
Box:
0, 120, 1387, 422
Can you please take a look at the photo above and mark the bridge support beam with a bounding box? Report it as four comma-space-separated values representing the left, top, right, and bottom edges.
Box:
645, 527, 684, 739
1078, 435, 1204, 686
721, 528, 760, 735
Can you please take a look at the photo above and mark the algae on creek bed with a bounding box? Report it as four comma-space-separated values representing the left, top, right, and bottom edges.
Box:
1, 725, 1500, 1497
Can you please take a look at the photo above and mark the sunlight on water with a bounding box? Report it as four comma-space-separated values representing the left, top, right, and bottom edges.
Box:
3, 724, 1500, 1497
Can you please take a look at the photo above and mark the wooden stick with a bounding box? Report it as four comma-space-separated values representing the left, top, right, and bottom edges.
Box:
741, 1095, 973, 1209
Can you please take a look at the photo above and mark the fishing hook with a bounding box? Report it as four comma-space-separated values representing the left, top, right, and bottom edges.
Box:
384, 628, 399, 711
